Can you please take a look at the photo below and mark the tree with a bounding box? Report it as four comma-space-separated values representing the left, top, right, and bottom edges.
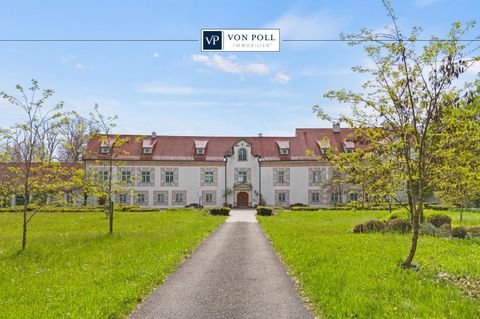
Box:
315, 1, 479, 268
433, 86, 480, 221
58, 112, 93, 162
89, 104, 129, 234
0, 80, 68, 250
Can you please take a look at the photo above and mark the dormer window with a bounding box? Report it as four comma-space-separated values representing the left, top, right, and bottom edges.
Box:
276, 141, 290, 156
316, 138, 331, 155
343, 141, 355, 153
194, 140, 208, 156
143, 147, 153, 155
100, 147, 110, 154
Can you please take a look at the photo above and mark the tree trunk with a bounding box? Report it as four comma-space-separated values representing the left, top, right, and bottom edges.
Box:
460, 205, 463, 223
108, 156, 113, 234
402, 184, 423, 268
109, 200, 113, 234
22, 202, 27, 251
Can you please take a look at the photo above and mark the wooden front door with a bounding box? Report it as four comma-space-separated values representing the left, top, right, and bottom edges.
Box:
237, 192, 249, 207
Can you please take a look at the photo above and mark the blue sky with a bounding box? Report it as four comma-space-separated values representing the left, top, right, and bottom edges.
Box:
0, 0, 479, 136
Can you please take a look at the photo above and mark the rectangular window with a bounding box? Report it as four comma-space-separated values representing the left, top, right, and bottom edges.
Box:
157, 193, 164, 203
141, 171, 151, 183
238, 171, 247, 183
99, 171, 108, 181
331, 192, 340, 203
313, 171, 321, 183
278, 171, 285, 183
280, 148, 289, 155
278, 192, 287, 202
100, 147, 109, 154
196, 148, 205, 155
345, 148, 354, 153
137, 193, 145, 204
175, 193, 183, 203
311, 192, 320, 202
205, 193, 213, 203
121, 171, 131, 183
119, 194, 127, 204
204, 171, 214, 183
143, 147, 152, 155
165, 171, 174, 183
349, 192, 358, 202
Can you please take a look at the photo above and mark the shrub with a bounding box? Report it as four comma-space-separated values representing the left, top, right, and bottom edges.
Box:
289, 203, 307, 208
467, 226, 480, 238
256, 206, 274, 216
426, 213, 452, 228
209, 207, 231, 216
185, 203, 203, 209
419, 223, 450, 237
386, 210, 410, 220
385, 219, 411, 233
451, 226, 468, 239
290, 207, 320, 211
352, 220, 385, 233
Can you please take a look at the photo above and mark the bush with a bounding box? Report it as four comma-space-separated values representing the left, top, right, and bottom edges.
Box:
290, 207, 320, 211
467, 226, 480, 238
185, 203, 203, 209
426, 213, 452, 228
289, 203, 307, 208
209, 207, 231, 216
419, 223, 450, 237
256, 206, 274, 216
353, 220, 385, 233
451, 226, 468, 239
385, 219, 411, 233
386, 210, 410, 220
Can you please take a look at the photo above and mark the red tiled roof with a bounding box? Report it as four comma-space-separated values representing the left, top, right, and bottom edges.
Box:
84, 128, 357, 162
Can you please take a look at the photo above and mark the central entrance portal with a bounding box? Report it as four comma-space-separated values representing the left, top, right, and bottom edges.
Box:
237, 192, 249, 207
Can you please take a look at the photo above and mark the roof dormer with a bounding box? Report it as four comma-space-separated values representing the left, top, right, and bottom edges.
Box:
343, 140, 355, 153
316, 138, 331, 155
142, 137, 157, 155
194, 140, 208, 155
276, 140, 290, 155
99, 138, 115, 154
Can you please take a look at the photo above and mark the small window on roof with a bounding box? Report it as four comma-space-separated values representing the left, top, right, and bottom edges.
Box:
143, 147, 152, 155
100, 147, 110, 154
280, 148, 289, 155
196, 148, 205, 155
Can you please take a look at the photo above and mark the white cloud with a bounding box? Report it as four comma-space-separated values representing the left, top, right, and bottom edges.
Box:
467, 60, 480, 75
267, 9, 343, 41
75, 63, 86, 69
192, 54, 270, 76
152, 52, 160, 58
272, 72, 291, 84
61, 55, 76, 64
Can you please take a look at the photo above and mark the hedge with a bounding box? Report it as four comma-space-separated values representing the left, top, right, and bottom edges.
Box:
209, 207, 231, 216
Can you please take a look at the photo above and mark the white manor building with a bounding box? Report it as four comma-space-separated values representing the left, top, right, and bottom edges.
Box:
84, 124, 360, 208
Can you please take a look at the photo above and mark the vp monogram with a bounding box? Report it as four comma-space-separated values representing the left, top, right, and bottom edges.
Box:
202, 31, 222, 50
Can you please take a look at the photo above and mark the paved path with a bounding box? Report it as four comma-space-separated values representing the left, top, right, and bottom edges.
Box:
129, 209, 313, 319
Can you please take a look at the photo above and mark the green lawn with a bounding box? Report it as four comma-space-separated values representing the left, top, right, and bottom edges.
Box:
259, 210, 480, 319
0, 211, 225, 319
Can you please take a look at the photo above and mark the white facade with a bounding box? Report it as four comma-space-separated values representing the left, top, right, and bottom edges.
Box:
86, 139, 357, 208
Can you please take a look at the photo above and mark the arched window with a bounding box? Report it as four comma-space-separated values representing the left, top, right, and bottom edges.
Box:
238, 148, 247, 161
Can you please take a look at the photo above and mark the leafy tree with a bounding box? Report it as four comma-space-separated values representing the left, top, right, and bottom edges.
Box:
58, 112, 93, 162
433, 86, 480, 220
89, 104, 130, 234
315, 1, 479, 268
0, 80, 69, 250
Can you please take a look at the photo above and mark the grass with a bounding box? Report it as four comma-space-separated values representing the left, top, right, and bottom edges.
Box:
258, 210, 480, 319
0, 210, 225, 319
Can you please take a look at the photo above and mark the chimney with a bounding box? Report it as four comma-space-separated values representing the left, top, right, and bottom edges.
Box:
332, 122, 341, 133
151, 131, 157, 138
258, 133, 263, 137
